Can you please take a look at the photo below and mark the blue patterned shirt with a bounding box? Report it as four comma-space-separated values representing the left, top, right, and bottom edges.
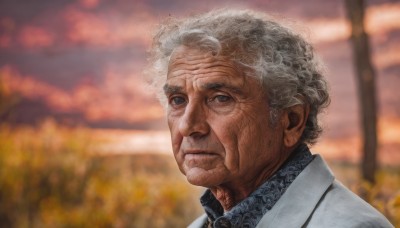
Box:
200, 144, 314, 228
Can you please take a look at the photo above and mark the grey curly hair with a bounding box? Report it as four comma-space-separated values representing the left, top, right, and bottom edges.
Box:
147, 9, 330, 145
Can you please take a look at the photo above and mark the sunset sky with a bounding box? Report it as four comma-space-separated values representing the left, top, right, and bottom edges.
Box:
1, 0, 399, 163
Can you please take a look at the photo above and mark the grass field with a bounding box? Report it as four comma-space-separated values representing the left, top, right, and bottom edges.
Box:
0, 120, 398, 227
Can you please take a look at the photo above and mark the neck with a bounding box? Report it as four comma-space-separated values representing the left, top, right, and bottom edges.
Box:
209, 143, 306, 211
210, 152, 292, 211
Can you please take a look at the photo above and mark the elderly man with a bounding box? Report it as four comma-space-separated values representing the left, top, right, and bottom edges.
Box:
147, 9, 393, 228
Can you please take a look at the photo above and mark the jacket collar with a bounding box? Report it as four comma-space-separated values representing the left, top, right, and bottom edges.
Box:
256, 155, 334, 228
199, 144, 313, 227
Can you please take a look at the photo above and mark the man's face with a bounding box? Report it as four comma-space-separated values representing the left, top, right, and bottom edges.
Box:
164, 46, 286, 188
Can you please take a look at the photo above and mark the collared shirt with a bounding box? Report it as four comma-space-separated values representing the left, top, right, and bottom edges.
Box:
199, 144, 314, 228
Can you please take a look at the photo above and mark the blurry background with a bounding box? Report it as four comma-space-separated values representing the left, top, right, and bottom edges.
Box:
0, 0, 399, 227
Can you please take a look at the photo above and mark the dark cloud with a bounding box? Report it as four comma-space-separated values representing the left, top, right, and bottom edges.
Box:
0, 44, 146, 90
0, 0, 70, 23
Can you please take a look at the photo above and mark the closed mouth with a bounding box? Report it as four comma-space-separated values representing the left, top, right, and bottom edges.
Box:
183, 150, 217, 157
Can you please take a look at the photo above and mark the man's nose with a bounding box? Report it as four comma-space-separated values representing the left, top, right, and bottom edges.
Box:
178, 101, 210, 138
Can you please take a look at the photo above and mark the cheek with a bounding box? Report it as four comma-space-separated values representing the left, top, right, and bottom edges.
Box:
167, 117, 183, 154
233, 111, 273, 160
209, 117, 241, 167
168, 126, 186, 174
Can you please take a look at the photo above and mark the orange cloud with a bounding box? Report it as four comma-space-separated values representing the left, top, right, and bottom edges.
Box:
0, 65, 164, 123
64, 8, 110, 46
314, 117, 400, 165
307, 18, 350, 43
71, 68, 164, 122
308, 3, 400, 44
18, 26, 54, 48
0, 66, 74, 111
367, 3, 400, 36
373, 42, 400, 69
379, 117, 400, 145
91, 129, 172, 155
93, 118, 400, 166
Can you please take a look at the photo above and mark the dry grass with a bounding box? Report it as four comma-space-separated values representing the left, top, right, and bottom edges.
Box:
0, 119, 398, 227
0, 119, 203, 227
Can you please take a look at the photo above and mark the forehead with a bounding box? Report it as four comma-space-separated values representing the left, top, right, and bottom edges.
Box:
166, 46, 248, 87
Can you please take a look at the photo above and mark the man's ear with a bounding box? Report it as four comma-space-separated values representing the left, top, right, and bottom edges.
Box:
281, 104, 310, 148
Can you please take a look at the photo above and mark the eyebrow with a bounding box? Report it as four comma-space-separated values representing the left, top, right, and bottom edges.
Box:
203, 82, 242, 94
203, 82, 224, 90
163, 84, 182, 94
163, 82, 243, 95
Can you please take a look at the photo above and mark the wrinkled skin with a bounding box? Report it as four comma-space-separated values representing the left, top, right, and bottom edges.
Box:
164, 46, 297, 210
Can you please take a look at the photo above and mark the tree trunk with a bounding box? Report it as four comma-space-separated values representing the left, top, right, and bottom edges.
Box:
345, 0, 378, 183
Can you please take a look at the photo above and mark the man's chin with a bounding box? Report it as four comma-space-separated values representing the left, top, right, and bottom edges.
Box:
185, 168, 223, 187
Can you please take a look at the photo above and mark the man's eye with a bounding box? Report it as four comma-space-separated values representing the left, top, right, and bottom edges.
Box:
170, 96, 186, 106
214, 95, 231, 103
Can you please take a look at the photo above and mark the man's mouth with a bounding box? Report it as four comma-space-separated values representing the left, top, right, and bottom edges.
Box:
183, 150, 218, 159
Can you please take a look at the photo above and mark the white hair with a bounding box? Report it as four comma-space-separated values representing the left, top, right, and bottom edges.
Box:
147, 9, 330, 145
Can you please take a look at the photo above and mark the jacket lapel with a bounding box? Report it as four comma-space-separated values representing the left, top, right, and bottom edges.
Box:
256, 155, 335, 228
188, 214, 208, 228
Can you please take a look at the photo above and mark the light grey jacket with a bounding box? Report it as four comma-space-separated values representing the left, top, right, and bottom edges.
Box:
188, 155, 393, 228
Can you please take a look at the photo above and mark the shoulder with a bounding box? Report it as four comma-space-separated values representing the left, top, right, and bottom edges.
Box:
305, 180, 394, 228
256, 155, 393, 228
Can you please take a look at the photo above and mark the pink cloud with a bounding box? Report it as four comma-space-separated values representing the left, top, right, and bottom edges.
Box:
0, 65, 163, 123
64, 8, 110, 46
79, 0, 100, 9
0, 66, 75, 111
0, 17, 16, 48
63, 7, 155, 47
18, 26, 54, 48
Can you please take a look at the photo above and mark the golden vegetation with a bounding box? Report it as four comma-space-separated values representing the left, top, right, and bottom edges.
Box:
0, 118, 398, 227
0, 120, 203, 227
